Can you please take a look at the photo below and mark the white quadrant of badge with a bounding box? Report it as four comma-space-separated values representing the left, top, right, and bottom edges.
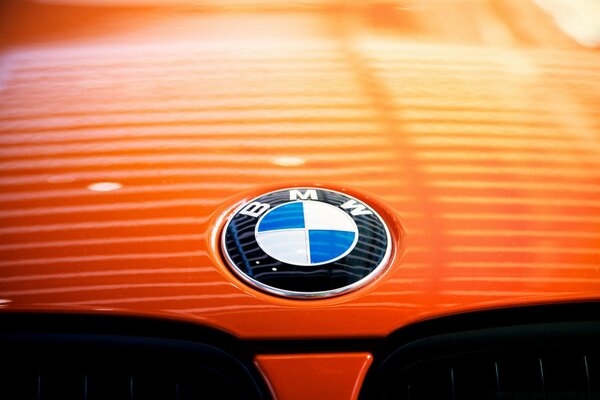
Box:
254, 201, 359, 266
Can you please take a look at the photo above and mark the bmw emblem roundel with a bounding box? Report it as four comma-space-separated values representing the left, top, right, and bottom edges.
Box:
221, 187, 391, 298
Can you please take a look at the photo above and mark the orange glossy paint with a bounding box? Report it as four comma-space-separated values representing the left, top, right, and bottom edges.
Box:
255, 353, 373, 400
0, 0, 599, 342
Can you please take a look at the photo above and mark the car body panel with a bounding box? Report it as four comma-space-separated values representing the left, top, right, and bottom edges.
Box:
1, 0, 600, 340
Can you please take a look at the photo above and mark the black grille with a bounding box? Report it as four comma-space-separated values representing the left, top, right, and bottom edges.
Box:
363, 319, 600, 400
0, 317, 269, 400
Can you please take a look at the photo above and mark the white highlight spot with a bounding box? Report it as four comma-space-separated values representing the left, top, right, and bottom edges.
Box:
272, 156, 305, 167
88, 182, 122, 192
534, 0, 600, 47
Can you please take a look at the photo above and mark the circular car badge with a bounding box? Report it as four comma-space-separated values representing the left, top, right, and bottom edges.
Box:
221, 187, 391, 298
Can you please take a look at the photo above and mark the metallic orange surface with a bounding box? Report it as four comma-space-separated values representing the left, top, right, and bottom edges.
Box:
255, 353, 373, 400
0, 0, 600, 340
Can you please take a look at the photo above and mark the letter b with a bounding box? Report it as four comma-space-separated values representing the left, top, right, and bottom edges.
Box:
239, 202, 270, 218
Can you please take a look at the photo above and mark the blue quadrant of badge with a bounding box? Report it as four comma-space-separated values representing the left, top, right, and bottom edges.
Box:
256, 202, 357, 265
307, 230, 356, 263
257, 201, 305, 231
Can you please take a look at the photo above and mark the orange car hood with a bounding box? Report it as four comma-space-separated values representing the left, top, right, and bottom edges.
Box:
1, 0, 599, 339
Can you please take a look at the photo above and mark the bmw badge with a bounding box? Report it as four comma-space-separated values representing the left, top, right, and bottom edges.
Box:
221, 187, 391, 298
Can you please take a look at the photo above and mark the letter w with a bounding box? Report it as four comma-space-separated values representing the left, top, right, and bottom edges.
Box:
340, 200, 373, 216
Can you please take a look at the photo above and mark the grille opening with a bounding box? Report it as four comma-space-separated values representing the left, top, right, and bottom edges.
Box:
0, 332, 268, 400
363, 319, 600, 400
385, 351, 597, 400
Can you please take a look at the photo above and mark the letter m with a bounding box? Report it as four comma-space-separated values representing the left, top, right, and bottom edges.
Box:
340, 200, 373, 216
289, 189, 318, 201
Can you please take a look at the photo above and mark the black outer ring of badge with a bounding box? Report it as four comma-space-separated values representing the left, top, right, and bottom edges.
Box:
221, 188, 392, 299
